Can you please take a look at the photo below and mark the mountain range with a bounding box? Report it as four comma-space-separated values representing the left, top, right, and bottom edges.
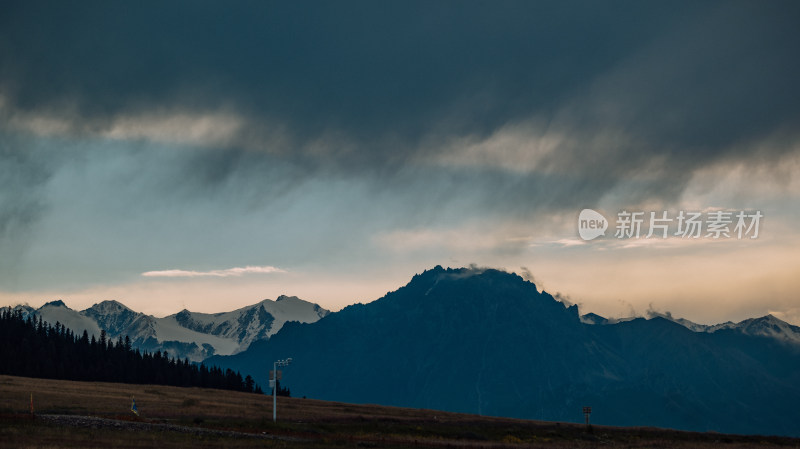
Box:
5, 266, 800, 436
209, 266, 800, 437
5, 296, 329, 362
581, 310, 800, 346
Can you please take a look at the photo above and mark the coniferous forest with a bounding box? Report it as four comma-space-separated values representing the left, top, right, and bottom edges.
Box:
0, 308, 269, 395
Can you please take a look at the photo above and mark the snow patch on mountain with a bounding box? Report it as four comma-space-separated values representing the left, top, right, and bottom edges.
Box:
152, 316, 240, 355
168, 295, 329, 352
35, 300, 102, 337
734, 314, 800, 346
4, 295, 330, 362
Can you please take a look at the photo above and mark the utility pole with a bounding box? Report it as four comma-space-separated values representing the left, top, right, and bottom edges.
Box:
272, 358, 292, 422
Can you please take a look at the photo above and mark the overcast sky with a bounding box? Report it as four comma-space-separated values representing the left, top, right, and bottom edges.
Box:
1, 1, 799, 324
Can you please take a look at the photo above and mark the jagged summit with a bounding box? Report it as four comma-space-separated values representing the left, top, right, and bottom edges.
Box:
735, 314, 800, 345
411, 265, 501, 281
42, 299, 67, 308
580, 312, 609, 325
753, 313, 786, 324
408, 266, 539, 293
389, 266, 558, 319
85, 300, 133, 314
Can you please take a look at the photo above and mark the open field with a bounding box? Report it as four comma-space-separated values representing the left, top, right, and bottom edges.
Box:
1, 375, 798, 448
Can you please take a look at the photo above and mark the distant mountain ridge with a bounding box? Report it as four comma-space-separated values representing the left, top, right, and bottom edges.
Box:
210, 266, 800, 437
581, 311, 800, 346
4, 296, 329, 362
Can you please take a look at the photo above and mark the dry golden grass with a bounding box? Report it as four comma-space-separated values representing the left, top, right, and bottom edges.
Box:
0, 374, 268, 420
1, 375, 798, 448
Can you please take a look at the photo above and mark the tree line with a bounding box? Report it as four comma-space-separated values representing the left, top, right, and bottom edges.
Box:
0, 308, 278, 395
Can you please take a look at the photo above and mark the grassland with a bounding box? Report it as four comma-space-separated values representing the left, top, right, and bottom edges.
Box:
1, 375, 798, 448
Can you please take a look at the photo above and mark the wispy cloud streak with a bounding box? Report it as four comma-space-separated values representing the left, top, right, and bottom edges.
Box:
142, 266, 286, 278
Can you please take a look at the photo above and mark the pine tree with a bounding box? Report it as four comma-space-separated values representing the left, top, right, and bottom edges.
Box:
0, 311, 264, 395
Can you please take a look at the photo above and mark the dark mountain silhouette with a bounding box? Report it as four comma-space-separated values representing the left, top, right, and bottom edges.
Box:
210, 266, 800, 436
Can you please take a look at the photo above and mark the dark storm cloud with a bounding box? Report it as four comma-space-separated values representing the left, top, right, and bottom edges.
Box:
1, 0, 799, 214
2, 1, 679, 140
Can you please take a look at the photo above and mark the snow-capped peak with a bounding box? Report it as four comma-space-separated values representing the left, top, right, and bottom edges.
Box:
623, 311, 800, 346
6, 295, 330, 362
733, 314, 800, 345
23, 300, 103, 338
166, 295, 330, 356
